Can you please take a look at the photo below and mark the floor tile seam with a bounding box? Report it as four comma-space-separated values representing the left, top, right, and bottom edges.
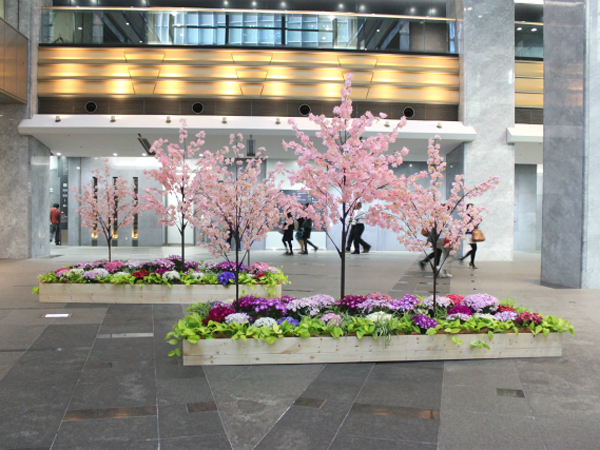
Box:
341, 433, 438, 446
436, 360, 446, 450
325, 363, 376, 450
48, 324, 102, 450
249, 363, 328, 450
201, 356, 234, 450
151, 309, 163, 450
516, 360, 548, 450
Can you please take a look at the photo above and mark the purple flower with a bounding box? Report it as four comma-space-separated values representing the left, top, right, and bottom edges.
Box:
319, 313, 342, 326
167, 255, 183, 262
462, 294, 499, 313
412, 314, 438, 330
82, 268, 109, 280
154, 268, 169, 276
184, 261, 201, 269
448, 305, 473, 316
54, 267, 69, 278
494, 311, 518, 322
336, 295, 367, 310
286, 294, 336, 318
155, 258, 176, 269
277, 317, 300, 327
393, 294, 420, 312
216, 261, 247, 272
76, 261, 94, 270
236, 296, 287, 319
217, 272, 236, 286
125, 259, 140, 269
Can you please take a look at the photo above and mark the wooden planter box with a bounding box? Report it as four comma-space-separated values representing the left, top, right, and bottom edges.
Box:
182, 332, 562, 366
38, 283, 281, 304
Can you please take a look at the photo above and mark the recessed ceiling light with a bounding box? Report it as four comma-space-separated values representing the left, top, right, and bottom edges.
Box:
113, 153, 118, 156
517, 27, 523, 31
125, 22, 130, 25
531, 27, 538, 32
142, 153, 147, 156
77, 27, 82, 30
56, 152, 61, 155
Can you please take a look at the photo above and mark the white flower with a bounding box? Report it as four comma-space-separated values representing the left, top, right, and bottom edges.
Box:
420, 295, 452, 309
267, 266, 280, 274
114, 271, 129, 277
95, 268, 109, 278
253, 317, 277, 328
162, 271, 181, 281
366, 311, 393, 323
68, 268, 84, 276
225, 313, 251, 324
190, 271, 205, 279
473, 313, 498, 321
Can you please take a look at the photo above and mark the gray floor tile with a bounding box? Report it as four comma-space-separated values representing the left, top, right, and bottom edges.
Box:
438, 412, 545, 450
87, 336, 155, 364
441, 384, 532, 416
29, 324, 100, 350
53, 439, 158, 450
0, 324, 48, 350
329, 434, 437, 450
158, 404, 224, 438
156, 377, 214, 406
338, 411, 439, 444
53, 416, 158, 448
159, 434, 232, 450
535, 412, 600, 450
68, 368, 157, 410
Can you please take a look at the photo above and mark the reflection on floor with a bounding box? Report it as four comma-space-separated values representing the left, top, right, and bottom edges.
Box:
0, 248, 596, 450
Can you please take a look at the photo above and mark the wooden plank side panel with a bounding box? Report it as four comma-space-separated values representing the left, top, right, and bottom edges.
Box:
182, 334, 563, 365
38, 283, 281, 304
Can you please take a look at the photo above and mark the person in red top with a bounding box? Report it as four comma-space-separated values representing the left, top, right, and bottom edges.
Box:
50, 203, 61, 245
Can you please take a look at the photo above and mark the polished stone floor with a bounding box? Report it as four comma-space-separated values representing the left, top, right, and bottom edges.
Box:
0, 247, 597, 450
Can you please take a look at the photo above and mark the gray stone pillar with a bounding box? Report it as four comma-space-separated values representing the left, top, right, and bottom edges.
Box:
541, 0, 600, 288
0, 0, 51, 258
450, 0, 516, 260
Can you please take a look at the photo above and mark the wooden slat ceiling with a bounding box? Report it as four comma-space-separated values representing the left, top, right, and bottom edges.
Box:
37, 48, 544, 108
37, 47, 460, 104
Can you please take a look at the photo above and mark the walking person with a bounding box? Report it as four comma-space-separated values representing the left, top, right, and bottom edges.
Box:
301, 203, 318, 254
50, 203, 61, 245
419, 228, 442, 270
345, 220, 355, 253
282, 212, 294, 255
351, 202, 371, 254
295, 216, 305, 254
460, 203, 479, 269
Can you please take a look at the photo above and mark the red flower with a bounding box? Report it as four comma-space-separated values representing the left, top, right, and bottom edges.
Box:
254, 271, 266, 279
515, 311, 543, 326
447, 295, 464, 306
132, 269, 150, 280
497, 305, 516, 313
203, 305, 235, 325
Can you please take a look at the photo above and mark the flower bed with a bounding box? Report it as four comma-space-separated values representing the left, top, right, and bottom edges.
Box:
34, 257, 286, 304
167, 293, 574, 366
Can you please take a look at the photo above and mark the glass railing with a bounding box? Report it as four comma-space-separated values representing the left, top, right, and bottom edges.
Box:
515, 22, 543, 59
40, 8, 458, 55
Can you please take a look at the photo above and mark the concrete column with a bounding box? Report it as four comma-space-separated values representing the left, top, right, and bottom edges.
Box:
541, 0, 600, 288
0, 0, 51, 258
449, 0, 516, 260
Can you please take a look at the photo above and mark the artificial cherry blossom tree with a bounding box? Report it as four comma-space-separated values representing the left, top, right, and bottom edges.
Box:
283, 74, 409, 298
190, 133, 298, 300
143, 120, 205, 266
372, 136, 500, 303
73, 159, 141, 261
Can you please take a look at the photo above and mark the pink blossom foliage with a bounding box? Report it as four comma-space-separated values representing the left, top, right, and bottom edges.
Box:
189, 134, 298, 260
283, 74, 410, 297
72, 159, 141, 261
143, 119, 206, 264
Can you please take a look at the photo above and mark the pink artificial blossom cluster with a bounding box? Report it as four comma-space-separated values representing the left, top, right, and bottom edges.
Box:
72, 159, 141, 261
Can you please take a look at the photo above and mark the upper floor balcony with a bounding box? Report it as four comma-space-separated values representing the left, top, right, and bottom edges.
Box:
40, 7, 543, 59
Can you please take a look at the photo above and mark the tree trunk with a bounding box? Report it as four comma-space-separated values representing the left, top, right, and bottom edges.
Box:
235, 235, 240, 302
107, 237, 112, 262
181, 224, 186, 267
340, 226, 347, 299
